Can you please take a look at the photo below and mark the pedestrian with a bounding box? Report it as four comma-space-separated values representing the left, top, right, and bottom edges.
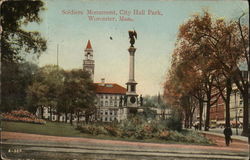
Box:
223, 126, 232, 146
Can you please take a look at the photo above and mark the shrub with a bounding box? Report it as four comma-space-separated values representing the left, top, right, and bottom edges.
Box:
1, 109, 46, 124
77, 124, 108, 135
166, 117, 182, 131
159, 130, 170, 140
104, 125, 120, 136
134, 129, 145, 139
168, 131, 186, 142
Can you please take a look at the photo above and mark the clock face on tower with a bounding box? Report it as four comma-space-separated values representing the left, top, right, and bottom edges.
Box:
130, 96, 136, 104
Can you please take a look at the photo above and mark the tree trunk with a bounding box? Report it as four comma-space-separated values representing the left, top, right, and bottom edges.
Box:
70, 112, 73, 125
189, 114, 193, 128
41, 106, 44, 119
242, 93, 249, 136
57, 113, 60, 122
205, 99, 211, 131
65, 112, 68, 123
233, 70, 249, 136
224, 78, 232, 128
199, 99, 203, 130
77, 112, 80, 124
49, 107, 52, 121
85, 115, 89, 124
184, 110, 189, 128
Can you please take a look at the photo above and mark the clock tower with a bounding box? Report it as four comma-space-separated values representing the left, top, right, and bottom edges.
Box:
83, 40, 95, 81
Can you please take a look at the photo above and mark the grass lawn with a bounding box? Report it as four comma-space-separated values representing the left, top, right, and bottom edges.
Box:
1, 121, 213, 145
1, 121, 83, 137
1, 121, 134, 141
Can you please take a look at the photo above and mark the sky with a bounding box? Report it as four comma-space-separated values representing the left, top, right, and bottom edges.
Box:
25, 0, 248, 96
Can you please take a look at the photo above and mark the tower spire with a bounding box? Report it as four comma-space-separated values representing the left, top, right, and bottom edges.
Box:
85, 40, 92, 50
83, 40, 95, 81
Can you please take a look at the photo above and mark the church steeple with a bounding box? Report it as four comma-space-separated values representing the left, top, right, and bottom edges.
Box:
83, 40, 95, 81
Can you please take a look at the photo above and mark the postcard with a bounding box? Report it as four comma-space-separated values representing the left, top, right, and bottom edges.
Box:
0, 0, 249, 159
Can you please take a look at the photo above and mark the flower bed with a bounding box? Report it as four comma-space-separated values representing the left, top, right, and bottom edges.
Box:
1, 109, 46, 124
76, 116, 213, 145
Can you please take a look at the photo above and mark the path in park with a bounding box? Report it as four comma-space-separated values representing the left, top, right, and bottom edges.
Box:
1, 131, 249, 160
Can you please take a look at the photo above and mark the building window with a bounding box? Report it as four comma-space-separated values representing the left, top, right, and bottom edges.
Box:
114, 96, 117, 100
100, 95, 103, 99
105, 101, 108, 106
110, 101, 113, 106
131, 85, 135, 92
105, 111, 108, 115
105, 117, 108, 121
100, 101, 103, 107
110, 111, 113, 115
114, 101, 117, 107
105, 95, 108, 99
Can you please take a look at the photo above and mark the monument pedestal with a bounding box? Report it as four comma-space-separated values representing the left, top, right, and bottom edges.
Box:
125, 47, 138, 117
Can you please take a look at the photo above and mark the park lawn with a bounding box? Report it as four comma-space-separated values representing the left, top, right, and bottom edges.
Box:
1, 121, 82, 137
1, 121, 213, 145
1, 121, 130, 140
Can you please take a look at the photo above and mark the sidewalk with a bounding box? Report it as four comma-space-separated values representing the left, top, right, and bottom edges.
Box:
1, 131, 249, 160
199, 130, 248, 143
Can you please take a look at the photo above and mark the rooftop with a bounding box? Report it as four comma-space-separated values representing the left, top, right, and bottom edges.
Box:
94, 83, 126, 94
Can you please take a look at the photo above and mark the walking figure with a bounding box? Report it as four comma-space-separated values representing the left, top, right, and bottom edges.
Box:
223, 126, 232, 146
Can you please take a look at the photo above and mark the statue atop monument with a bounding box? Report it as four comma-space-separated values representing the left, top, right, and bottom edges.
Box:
128, 30, 137, 47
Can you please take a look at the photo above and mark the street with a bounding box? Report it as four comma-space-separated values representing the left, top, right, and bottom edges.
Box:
1, 131, 249, 160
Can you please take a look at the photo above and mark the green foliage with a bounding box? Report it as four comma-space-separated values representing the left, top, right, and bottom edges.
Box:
1, 0, 46, 63
1, 62, 39, 112
76, 124, 108, 135
26, 65, 64, 115
1, 0, 46, 112
166, 117, 182, 132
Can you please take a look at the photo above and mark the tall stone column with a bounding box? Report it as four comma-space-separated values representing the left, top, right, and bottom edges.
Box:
126, 47, 138, 109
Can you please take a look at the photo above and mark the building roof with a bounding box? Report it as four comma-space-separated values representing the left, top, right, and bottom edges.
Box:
94, 83, 126, 94
86, 40, 92, 50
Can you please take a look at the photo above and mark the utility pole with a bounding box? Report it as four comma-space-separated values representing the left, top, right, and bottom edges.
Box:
57, 44, 59, 67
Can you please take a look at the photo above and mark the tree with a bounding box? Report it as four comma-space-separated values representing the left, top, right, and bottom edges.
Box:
58, 69, 96, 124
1, 0, 46, 63
1, 62, 38, 112
1, 0, 46, 111
177, 10, 249, 134
26, 65, 64, 120
26, 82, 49, 115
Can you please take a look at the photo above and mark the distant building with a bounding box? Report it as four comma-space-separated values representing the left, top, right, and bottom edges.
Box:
94, 79, 127, 122
209, 83, 245, 127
